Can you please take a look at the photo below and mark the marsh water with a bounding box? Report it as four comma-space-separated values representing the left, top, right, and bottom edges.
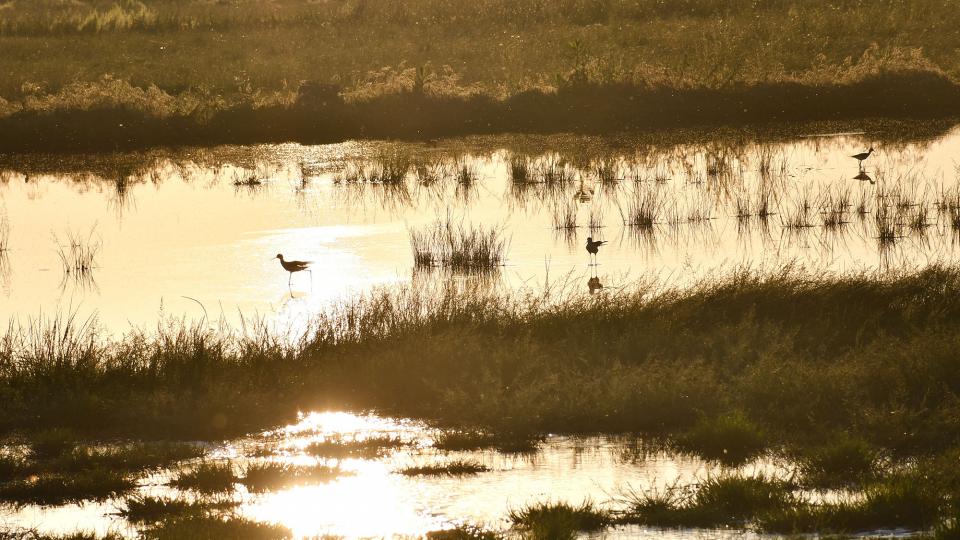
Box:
3, 411, 805, 539
1, 124, 958, 537
2, 124, 960, 334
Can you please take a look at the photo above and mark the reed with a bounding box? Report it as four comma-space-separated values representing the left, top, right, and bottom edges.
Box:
409, 215, 507, 270
52, 227, 101, 275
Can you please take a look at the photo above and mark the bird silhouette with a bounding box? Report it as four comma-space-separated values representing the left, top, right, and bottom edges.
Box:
275, 253, 312, 286
852, 147, 874, 170
585, 237, 606, 265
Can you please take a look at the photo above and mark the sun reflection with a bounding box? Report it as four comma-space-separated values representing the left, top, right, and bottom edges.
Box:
242, 462, 436, 538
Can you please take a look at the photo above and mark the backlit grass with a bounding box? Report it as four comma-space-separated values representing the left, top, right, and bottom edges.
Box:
399, 460, 490, 477
169, 462, 237, 494
304, 436, 403, 460
241, 462, 344, 493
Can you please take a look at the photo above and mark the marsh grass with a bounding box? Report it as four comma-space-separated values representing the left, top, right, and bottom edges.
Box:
30, 428, 77, 459
120, 496, 236, 524
621, 475, 794, 527
453, 157, 478, 185
231, 170, 261, 187
170, 462, 237, 494
677, 413, 766, 466
0, 453, 27, 483
875, 202, 905, 244
534, 156, 575, 185
45, 442, 206, 475
551, 201, 578, 231
369, 150, 412, 184
53, 227, 101, 275
759, 474, 940, 533
409, 216, 507, 270
426, 525, 503, 540
588, 207, 604, 231
399, 460, 490, 477
0, 468, 135, 505
509, 156, 531, 184
242, 462, 343, 492
304, 435, 403, 460
620, 187, 663, 229
509, 500, 610, 538
431, 431, 541, 454
797, 434, 881, 488
140, 515, 291, 540
593, 159, 617, 185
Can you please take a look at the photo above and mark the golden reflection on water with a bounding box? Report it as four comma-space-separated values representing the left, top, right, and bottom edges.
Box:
1, 129, 960, 336
0, 410, 816, 539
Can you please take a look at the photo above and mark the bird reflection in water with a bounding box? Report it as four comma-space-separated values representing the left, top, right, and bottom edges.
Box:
854, 171, 875, 184
588, 275, 604, 294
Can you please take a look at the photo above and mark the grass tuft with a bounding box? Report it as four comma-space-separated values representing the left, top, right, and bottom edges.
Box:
677, 412, 766, 465
170, 462, 237, 494
509, 500, 610, 538
304, 435, 403, 460
242, 462, 343, 492
399, 460, 490, 477
0, 468, 135, 505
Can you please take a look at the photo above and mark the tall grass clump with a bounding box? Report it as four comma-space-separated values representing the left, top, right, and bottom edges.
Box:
0, 468, 135, 505
368, 149, 411, 183
399, 460, 490, 477
551, 201, 578, 230
409, 215, 507, 270
121, 496, 234, 523
677, 412, 766, 465
140, 515, 291, 540
53, 227, 101, 275
170, 462, 237, 494
509, 500, 610, 539
509, 155, 531, 183
621, 475, 794, 528
304, 435, 403, 459
797, 434, 880, 488
620, 186, 663, 229
242, 462, 343, 492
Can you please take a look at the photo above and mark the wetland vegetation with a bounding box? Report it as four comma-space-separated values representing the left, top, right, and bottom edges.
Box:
1, 1, 960, 149
3, 1, 960, 536
6, 265, 960, 535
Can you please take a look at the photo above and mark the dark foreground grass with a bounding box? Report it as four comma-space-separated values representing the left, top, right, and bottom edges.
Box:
140, 515, 291, 540
8, 267, 960, 530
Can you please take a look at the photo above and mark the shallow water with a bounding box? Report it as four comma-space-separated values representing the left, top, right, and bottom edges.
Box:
0, 411, 797, 539
1, 125, 959, 335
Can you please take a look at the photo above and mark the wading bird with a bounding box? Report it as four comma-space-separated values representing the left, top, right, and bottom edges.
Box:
852, 147, 874, 169
585, 237, 606, 265
275, 253, 312, 286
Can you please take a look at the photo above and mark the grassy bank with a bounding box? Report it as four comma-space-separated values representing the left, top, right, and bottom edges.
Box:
0, 0, 960, 149
4, 266, 960, 451
8, 267, 960, 533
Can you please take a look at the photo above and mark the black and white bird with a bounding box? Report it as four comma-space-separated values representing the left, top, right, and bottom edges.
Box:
275, 253, 312, 286
852, 147, 874, 169
585, 237, 606, 265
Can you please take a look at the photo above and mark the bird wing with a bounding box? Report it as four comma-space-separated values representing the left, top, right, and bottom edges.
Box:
289, 260, 311, 270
